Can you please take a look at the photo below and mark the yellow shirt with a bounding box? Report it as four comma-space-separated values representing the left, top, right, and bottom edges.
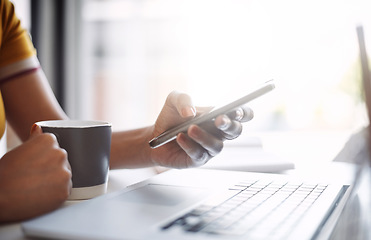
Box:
0, 0, 38, 139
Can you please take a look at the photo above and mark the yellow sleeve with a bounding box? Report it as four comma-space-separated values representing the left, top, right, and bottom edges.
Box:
0, 0, 36, 68
0, 0, 39, 140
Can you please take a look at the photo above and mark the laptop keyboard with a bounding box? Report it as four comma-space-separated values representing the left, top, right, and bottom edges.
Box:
162, 179, 328, 239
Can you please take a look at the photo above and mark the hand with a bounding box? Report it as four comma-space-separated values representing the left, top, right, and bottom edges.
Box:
150, 91, 253, 168
0, 125, 72, 222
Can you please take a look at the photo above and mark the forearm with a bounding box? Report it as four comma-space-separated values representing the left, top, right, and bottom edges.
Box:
109, 125, 155, 169
0, 69, 68, 141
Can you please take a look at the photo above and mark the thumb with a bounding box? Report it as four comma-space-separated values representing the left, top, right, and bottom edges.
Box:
30, 123, 43, 138
168, 91, 196, 118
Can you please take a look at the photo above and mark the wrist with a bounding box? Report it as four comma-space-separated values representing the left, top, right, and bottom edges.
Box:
109, 126, 155, 169
146, 125, 159, 167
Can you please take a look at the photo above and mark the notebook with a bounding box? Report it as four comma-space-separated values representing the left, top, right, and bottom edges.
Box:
21, 26, 371, 240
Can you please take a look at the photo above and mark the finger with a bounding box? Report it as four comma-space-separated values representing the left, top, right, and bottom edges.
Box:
65, 159, 72, 172
187, 125, 223, 157
176, 133, 211, 167
29, 124, 43, 138
167, 91, 196, 118
227, 106, 254, 122
215, 115, 243, 140
59, 148, 71, 172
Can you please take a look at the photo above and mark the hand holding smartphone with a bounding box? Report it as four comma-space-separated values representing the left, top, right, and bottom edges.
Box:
149, 80, 275, 149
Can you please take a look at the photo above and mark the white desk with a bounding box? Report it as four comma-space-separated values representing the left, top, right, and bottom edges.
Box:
0, 131, 368, 240
0, 162, 364, 240
0, 168, 159, 240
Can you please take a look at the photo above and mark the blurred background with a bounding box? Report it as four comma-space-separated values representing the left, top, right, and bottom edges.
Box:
10, 0, 371, 167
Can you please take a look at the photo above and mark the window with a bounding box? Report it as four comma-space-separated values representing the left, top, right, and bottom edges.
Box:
37, 0, 371, 165
67, 0, 371, 133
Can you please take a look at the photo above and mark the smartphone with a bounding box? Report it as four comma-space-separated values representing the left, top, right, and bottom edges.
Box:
149, 80, 275, 149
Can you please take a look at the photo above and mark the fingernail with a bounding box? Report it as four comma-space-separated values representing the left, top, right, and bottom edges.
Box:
245, 108, 254, 121
218, 116, 231, 131
235, 108, 244, 121
30, 124, 38, 135
182, 106, 196, 118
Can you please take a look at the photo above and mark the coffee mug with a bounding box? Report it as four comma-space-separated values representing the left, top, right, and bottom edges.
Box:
36, 120, 112, 200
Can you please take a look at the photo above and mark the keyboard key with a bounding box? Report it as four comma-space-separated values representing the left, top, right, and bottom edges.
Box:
162, 179, 329, 239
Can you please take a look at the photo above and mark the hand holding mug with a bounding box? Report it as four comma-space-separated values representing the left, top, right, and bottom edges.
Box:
0, 125, 72, 222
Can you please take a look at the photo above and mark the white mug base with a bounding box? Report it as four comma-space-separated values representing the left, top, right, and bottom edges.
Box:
68, 182, 107, 200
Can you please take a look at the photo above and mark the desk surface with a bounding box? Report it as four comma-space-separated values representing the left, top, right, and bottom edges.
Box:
0, 131, 368, 240
0, 168, 159, 240
0, 162, 366, 240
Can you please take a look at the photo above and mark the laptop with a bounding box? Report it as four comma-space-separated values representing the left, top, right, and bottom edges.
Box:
22, 27, 371, 240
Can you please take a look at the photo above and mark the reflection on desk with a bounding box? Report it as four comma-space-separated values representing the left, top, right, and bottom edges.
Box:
330, 166, 371, 240
202, 146, 295, 173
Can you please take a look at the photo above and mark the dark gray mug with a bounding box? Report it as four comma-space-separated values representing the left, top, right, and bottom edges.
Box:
36, 120, 112, 200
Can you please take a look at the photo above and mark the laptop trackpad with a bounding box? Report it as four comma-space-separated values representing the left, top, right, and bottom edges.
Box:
117, 184, 205, 206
